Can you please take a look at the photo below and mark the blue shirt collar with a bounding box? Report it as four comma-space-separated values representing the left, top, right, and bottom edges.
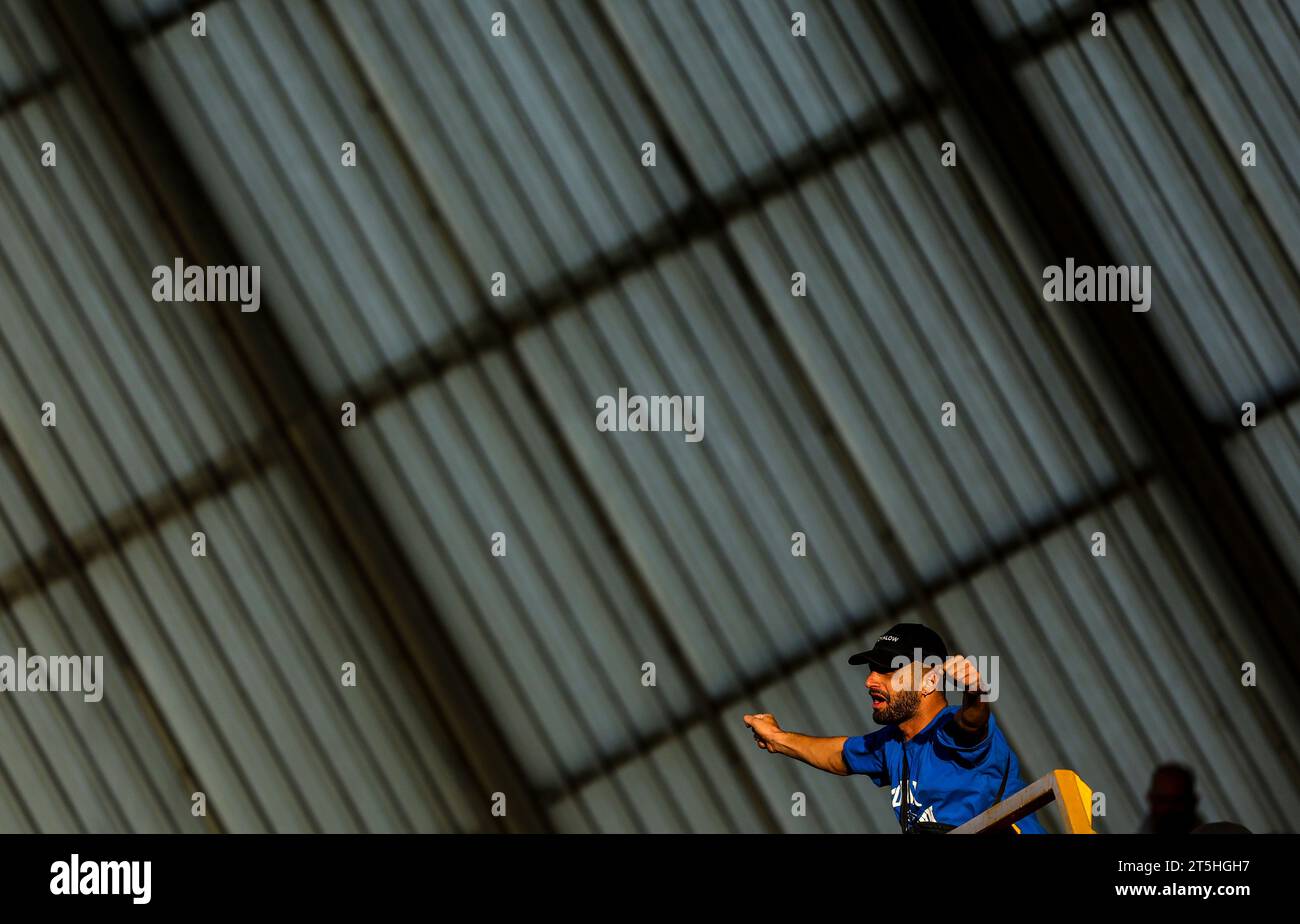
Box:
898, 704, 957, 744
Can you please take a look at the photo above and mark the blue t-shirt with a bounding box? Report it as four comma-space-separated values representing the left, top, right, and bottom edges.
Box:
841, 705, 1046, 834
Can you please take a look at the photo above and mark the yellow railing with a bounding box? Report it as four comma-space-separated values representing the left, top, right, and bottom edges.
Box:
949, 770, 1095, 834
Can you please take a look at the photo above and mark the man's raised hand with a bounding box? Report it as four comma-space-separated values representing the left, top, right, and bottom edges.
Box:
942, 655, 985, 694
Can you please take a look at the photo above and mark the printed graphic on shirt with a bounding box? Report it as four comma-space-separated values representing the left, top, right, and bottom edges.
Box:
891, 779, 938, 825
894, 774, 935, 826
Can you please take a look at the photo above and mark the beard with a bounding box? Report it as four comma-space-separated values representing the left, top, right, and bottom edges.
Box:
873, 690, 921, 725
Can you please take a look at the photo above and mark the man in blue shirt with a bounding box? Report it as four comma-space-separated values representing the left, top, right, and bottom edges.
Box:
743, 623, 1046, 833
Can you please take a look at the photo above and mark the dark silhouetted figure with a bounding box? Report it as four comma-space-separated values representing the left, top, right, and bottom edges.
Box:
1138, 763, 1202, 834
1191, 822, 1251, 834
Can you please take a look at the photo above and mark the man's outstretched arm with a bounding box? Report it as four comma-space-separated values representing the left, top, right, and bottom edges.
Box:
742, 713, 850, 775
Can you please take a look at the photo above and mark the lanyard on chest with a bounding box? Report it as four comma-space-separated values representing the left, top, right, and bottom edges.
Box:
898, 739, 912, 834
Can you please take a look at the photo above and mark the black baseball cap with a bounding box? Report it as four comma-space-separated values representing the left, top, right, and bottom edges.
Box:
848, 623, 948, 672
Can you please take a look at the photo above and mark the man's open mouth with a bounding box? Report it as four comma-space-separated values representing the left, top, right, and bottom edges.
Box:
870, 692, 887, 707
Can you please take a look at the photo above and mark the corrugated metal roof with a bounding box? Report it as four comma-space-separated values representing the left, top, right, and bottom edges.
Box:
1007, 0, 1300, 419
1, 0, 1298, 834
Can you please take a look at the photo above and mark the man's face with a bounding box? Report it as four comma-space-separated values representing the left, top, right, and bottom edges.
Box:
865, 661, 928, 725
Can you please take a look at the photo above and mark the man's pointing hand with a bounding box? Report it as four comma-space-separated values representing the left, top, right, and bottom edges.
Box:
743, 713, 783, 752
